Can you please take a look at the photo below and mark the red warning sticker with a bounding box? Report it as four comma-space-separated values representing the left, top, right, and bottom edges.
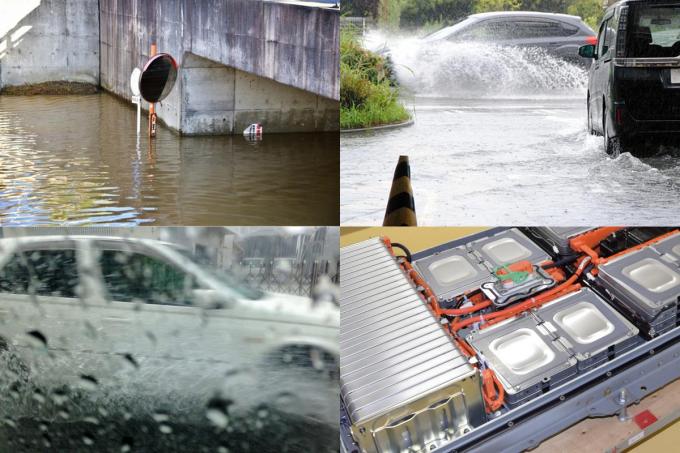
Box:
633, 410, 658, 430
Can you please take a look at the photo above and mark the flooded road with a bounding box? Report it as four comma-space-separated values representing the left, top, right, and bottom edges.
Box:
0, 94, 338, 226
341, 39, 680, 225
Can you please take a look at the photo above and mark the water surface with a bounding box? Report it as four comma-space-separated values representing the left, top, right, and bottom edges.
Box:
0, 94, 339, 226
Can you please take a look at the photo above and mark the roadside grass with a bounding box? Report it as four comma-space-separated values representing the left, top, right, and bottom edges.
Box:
340, 30, 411, 130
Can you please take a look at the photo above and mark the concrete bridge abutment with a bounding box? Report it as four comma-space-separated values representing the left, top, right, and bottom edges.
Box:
180, 53, 338, 135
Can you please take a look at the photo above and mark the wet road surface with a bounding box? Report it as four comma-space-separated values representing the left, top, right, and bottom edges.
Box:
0, 94, 338, 226
341, 39, 680, 225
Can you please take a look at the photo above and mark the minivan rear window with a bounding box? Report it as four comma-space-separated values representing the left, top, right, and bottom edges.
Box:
627, 4, 680, 57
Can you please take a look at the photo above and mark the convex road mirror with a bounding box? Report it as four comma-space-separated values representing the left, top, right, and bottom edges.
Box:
134, 53, 178, 103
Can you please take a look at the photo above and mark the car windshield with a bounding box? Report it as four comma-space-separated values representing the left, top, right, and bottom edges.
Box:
0, 227, 339, 452
627, 4, 680, 57
174, 248, 265, 300
423, 17, 476, 41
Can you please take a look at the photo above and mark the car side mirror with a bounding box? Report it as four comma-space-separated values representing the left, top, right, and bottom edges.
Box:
578, 44, 597, 60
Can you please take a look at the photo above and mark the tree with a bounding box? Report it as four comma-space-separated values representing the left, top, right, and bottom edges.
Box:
342, 0, 380, 18
567, 0, 604, 30
400, 0, 474, 27
473, 0, 521, 13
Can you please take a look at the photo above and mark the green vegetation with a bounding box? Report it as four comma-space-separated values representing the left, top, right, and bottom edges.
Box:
567, 0, 604, 29
340, 30, 411, 130
343, 0, 604, 30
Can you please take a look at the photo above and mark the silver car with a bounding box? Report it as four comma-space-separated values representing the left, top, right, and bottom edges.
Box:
0, 236, 338, 427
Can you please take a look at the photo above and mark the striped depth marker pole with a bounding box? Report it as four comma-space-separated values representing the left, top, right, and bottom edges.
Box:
383, 155, 417, 226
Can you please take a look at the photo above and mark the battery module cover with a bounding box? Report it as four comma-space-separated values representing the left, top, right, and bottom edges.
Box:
652, 231, 680, 264
413, 246, 491, 302
466, 314, 577, 407
536, 288, 640, 371
599, 247, 680, 322
468, 228, 551, 268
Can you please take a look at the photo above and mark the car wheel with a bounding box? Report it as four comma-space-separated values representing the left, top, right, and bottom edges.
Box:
272, 345, 338, 379
603, 106, 622, 158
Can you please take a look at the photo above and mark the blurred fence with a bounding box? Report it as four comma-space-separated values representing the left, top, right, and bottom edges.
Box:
239, 259, 339, 297
340, 16, 373, 35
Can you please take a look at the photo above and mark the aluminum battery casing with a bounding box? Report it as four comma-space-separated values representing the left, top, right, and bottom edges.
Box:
341, 238, 486, 453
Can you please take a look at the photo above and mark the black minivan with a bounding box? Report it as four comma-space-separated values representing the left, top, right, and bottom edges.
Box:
580, 0, 680, 157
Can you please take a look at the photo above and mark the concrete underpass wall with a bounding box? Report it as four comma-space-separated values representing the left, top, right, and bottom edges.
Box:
182, 53, 338, 134
100, 0, 339, 134
0, 0, 100, 89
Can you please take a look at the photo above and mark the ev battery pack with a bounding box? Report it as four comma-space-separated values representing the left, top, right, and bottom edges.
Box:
466, 314, 578, 409
598, 246, 680, 337
340, 238, 486, 453
467, 228, 551, 269
413, 246, 491, 302
528, 227, 595, 256
536, 288, 641, 371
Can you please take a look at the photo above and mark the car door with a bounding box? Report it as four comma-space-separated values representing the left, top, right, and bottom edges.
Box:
86, 241, 267, 396
0, 241, 100, 388
590, 15, 614, 133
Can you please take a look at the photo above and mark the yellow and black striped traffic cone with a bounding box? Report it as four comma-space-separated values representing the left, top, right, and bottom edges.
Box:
383, 155, 417, 226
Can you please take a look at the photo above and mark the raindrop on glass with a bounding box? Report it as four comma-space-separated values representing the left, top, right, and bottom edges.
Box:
206, 408, 229, 429
79, 374, 98, 390
152, 412, 169, 423
26, 330, 48, 347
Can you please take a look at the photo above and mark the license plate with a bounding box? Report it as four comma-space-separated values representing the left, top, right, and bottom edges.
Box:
671, 68, 680, 84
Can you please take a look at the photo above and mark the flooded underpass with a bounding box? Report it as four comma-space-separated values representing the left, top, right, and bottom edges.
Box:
0, 94, 339, 226
341, 38, 680, 225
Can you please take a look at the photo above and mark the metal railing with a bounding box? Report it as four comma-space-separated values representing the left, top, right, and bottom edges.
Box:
340, 16, 373, 35
239, 259, 338, 297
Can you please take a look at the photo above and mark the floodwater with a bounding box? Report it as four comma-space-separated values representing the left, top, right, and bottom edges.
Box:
0, 94, 338, 226
341, 38, 680, 225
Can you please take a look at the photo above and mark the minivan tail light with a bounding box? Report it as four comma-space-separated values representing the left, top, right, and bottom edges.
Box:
617, 5, 629, 58
615, 105, 625, 126
585, 36, 598, 46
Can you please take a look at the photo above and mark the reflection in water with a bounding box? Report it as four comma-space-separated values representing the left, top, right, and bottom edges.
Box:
0, 94, 338, 225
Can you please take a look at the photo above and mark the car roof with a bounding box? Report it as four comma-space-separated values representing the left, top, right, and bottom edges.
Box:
470, 11, 584, 22
0, 235, 181, 250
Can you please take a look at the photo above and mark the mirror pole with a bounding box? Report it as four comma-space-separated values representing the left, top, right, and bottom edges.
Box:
148, 43, 158, 138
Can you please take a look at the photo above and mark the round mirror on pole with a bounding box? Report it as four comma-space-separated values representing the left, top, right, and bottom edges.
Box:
139, 53, 178, 103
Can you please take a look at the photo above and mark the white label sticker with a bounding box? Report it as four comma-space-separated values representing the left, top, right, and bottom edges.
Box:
628, 431, 645, 446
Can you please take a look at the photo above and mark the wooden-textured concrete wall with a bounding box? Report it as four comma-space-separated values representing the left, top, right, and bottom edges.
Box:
99, 0, 339, 101
0, 0, 100, 89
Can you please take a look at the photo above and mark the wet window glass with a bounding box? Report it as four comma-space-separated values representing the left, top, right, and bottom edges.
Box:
628, 5, 680, 57
99, 250, 195, 305
0, 249, 79, 297
514, 21, 570, 39
0, 227, 339, 452
598, 19, 610, 56
461, 21, 516, 41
